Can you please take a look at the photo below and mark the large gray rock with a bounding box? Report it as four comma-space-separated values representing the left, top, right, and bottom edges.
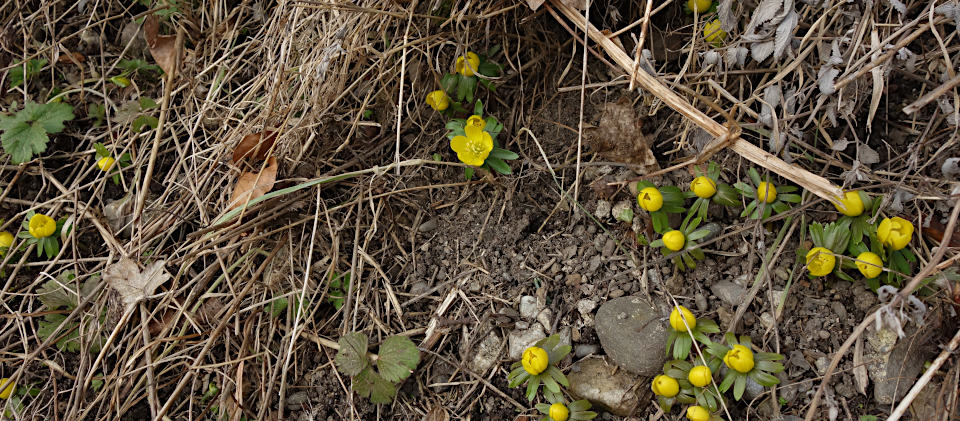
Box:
507, 323, 546, 360
711, 281, 746, 307
595, 296, 668, 376
866, 327, 933, 404
468, 331, 503, 374
567, 357, 646, 416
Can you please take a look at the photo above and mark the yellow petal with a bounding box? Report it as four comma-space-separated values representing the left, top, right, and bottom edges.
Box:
450, 135, 469, 155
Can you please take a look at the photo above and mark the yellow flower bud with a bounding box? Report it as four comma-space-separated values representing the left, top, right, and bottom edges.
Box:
855, 252, 883, 279
756, 182, 777, 203
832, 191, 864, 216
663, 230, 686, 251
466, 115, 485, 130
0, 231, 13, 256
688, 0, 712, 13
686, 405, 711, 421
651, 374, 680, 398
548, 402, 569, 421
97, 156, 116, 172
455, 52, 480, 77
688, 365, 712, 387
724, 344, 755, 373
703, 19, 727, 45
805, 247, 836, 277
877, 217, 914, 250
690, 176, 717, 198
29, 214, 57, 239
0, 377, 14, 399
669, 305, 697, 332
637, 187, 664, 212
426, 90, 450, 111
521, 346, 549, 375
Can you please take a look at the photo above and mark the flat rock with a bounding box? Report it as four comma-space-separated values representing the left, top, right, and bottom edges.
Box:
866, 327, 933, 404
595, 296, 668, 376
519, 295, 538, 319
711, 281, 746, 307
567, 357, 646, 416
507, 323, 546, 360
468, 331, 503, 374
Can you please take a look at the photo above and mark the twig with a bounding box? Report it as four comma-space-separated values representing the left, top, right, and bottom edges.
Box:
903, 72, 960, 114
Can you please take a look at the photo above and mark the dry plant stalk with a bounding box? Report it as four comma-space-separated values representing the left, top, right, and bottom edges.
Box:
549, 0, 844, 203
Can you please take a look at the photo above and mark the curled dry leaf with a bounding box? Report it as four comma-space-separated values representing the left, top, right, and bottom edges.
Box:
228, 156, 278, 210
584, 99, 659, 173
103, 257, 171, 313
232, 131, 277, 163
143, 15, 180, 78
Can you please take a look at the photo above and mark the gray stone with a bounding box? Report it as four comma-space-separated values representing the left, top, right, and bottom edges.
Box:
285, 391, 310, 410
567, 357, 645, 416
418, 218, 439, 232
744, 375, 766, 400
867, 327, 933, 404
612, 201, 634, 223
711, 281, 746, 307
507, 323, 546, 360
468, 331, 503, 374
537, 309, 554, 332
577, 299, 597, 315
519, 296, 538, 319
594, 200, 612, 219
574, 343, 600, 357
595, 296, 668, 376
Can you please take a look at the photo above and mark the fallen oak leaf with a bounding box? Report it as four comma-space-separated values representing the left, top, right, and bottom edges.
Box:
228, 156, 278, 210
232, 131, 277, 163
142, 15, 181, 79
103, 257, 171, 314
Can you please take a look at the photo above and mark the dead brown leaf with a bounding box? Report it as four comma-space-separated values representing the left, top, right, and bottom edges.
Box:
103, 257, 171, 313
584, 98, 659, 173
143, 15, 180, 78
228, 157, 278, 210
57, 52, 85, 66
232, 131, 277, 163
422, 406, 449, 421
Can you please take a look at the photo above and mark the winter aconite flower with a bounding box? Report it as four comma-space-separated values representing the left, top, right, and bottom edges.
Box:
688, 365, 712, 387
0, 377, 14, 399
663, 230, 686, 251
805, 247, 836, 277
455, 52, 480, 77
832, 191, 864, 216
686, 405, 711, 421
703, 20, 726, 45
0, 231, 13, 255
690, 176, 717, 199
466, 115, 485, 129
97, 156, 116, 171
878, 217, 914, 250
724, 344, 755, 373
638, 187, 664, 212
450, 118, 493, 166
669, 305, 697, 332
29, 214, 57, 238
522, 346, 549, 375
426, 90, 450, 111
651, 374, 680, 398
687, 0, 712, 12
756, 181, 777, 203
855, 252, 883, 279
548, 403, 569, 421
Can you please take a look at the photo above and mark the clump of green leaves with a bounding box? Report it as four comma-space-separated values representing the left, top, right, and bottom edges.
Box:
327, 272, 351, 310
734, 168, 801, 219
445, 100, 516, 179
0, 101, 75, 163
705, 333, 784, 401
334, 332, 420, 404
650, 216, 714, 271
36, 271, 105, 353
9, 59, 46, 89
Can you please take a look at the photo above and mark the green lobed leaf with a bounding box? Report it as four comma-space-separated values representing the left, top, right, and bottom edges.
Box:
353, 366, 396, 404
376, 335, 420, 383
335, 332, 370, 376
733, 373, 746, 400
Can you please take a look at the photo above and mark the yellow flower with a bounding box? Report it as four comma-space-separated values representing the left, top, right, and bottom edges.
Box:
455, 52, 480, 77
756, 181, 777, 203
688, 365, 712, 387
686, 405, 711, 421
450, 120, 493, 166
0, 377, 13, 399
651, 374, 680, 398
426, 90, 450, 111
669, 305, 697, 332
663, 230, 686, 251
0, 231, 13, 255
855, 252, 883, 279
805, 247, 836, 277
97, 156, 116, 172
832, 191, 864, 216
878, 217, 914, 250
724, 344, 755, 373
466, 115, 485, 130
549, 403, 569, 421
690, 176, 717, 198
703, 20, 727, 45
637, 187, 664, 212
688, 0, 712, 12
29, 214, 57, 239
521, 346, 549, 375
